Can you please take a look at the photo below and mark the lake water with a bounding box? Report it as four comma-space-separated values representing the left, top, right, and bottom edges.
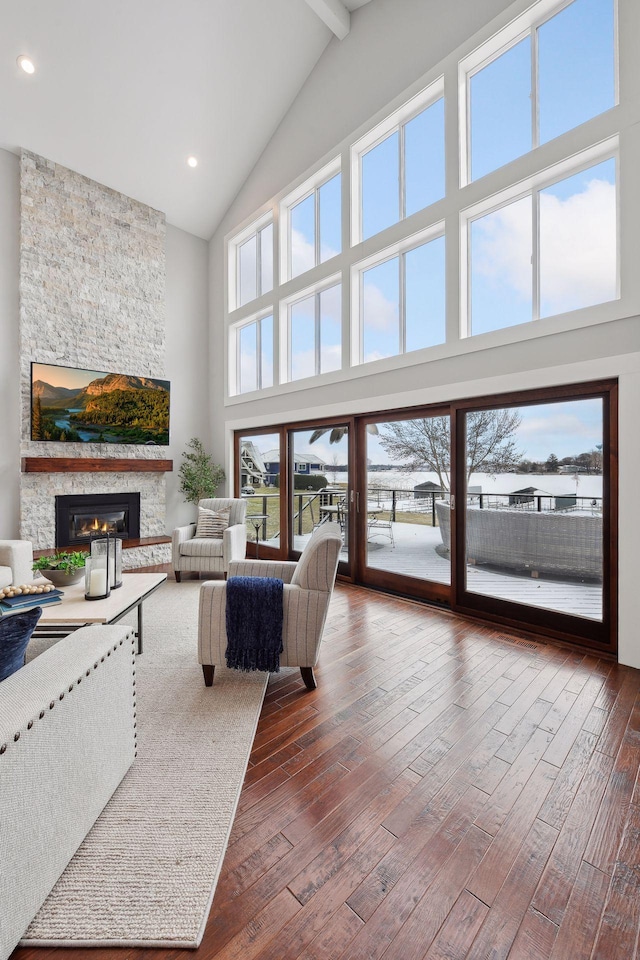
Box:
366, 470, 603, 500
54, 411, 126, 443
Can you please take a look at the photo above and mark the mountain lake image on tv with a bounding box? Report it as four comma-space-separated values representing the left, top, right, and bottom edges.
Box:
31, 363, 170, 444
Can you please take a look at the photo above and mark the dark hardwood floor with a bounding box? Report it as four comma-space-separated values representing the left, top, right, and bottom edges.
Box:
12, 579, 640, 960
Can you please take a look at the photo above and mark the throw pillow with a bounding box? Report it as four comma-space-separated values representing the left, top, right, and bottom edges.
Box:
195, 506, 230, 539
0, 606, 42, 682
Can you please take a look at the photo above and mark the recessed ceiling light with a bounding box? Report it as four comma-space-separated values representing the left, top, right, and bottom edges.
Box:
17, 55, 35, 75
187, 156, 198, 168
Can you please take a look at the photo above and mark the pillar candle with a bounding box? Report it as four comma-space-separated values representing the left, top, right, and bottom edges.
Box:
89, 568, 107, 597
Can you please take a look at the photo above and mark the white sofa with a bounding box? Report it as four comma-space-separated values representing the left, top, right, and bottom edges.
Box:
0, 540, 34, 590
0, 624, 136, 960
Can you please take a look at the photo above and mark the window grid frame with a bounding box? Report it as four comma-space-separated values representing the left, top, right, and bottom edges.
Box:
352, 76, 445, 246
234, 310, 274, 396
224, 0, 626, 405
354, 223, 446, 367
282, 160, 342, 284
461, 0, 618, 186
229, 212, 274, 313
463, 140, 619, 337
285, 277, 342, 383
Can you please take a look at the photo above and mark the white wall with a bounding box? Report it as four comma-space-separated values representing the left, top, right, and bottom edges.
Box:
165, 224, 211, 530
208, 0, 640, 666
0, 147, 210, 540
0, 148, 20, 539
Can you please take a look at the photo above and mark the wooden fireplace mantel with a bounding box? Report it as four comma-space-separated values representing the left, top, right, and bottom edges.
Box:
22, 457, 173, 474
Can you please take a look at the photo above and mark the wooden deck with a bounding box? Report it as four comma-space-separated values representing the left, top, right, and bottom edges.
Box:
365, 522, 603, 621
13, 581, 640, 960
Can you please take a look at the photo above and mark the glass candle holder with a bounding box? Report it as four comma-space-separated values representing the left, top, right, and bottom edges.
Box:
111, 537, 123, 589
90, 534, 123, 590
84, 555, 110, 600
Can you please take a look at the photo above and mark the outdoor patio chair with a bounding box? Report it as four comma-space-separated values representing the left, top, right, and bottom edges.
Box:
198, 522, 342, 690
367, 507, 395, 546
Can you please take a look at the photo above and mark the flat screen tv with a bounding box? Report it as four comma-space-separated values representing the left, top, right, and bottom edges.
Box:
31, 362, 170, 445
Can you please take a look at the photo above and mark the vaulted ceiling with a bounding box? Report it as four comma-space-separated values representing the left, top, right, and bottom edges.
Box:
0, 0, 372, 239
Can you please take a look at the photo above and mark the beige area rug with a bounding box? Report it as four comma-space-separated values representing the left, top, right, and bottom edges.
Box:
21, 580, 268, 949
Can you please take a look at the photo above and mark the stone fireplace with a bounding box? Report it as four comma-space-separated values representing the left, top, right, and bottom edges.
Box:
55, 493, 141, 547
20, 468, 170, 567
18, 152, 171, 569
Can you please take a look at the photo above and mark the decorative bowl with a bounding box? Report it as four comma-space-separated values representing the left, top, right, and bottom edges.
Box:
41, 567, 85, 587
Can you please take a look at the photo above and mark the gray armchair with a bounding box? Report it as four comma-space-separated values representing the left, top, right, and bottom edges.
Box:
172, 498, 247, 581
198, 522, 342, 690
0, 540, 34, 589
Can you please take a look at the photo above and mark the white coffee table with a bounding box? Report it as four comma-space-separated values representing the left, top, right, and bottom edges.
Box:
35, 572, 167, 654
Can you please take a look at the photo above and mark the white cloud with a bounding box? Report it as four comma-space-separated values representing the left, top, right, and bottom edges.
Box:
473, 176, 616, 317
291, 229, 315, 277
363, 348, 390, 364
518, 413, 600, 442
473, 196, 532, 299
239, 344, 257, 392
320, 284, 341, 323
320, 343, 341, 374
320, 240, 340, 263
540, 178, 616, 316
291, 347, 316, 381
363, 282, 399, 331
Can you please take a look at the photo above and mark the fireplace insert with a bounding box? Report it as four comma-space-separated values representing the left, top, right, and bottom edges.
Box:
55, 493, 141, 547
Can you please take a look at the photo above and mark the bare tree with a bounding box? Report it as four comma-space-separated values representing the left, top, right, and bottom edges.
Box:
379, 410, 522, 491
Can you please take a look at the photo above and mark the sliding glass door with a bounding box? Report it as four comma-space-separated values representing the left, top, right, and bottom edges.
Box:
356, 410, 451, 603
290, 422, 352, 573
454, 382, 616, 651
234, 380, 616, 652
235, 429, 284, 560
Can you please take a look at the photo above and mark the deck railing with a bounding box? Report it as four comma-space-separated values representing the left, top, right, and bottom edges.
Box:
244, 487, 603, 540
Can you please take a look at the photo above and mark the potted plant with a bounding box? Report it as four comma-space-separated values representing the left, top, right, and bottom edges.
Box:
179, 438, 225, 505
32, 551, 87, 587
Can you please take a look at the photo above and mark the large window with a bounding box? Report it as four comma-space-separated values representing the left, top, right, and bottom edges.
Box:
282, 162, 342, 281
467, 151, 617, 335
286, 282, 342, 382
234, 314, 274, 395
355, 231, 445, 364
225, 0, 627, 401
465, 0, 616, 182
229, 217, 273, 310
353, 81, 445, 243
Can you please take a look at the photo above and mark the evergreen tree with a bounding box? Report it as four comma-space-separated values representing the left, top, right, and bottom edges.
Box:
32, 396, 43, 440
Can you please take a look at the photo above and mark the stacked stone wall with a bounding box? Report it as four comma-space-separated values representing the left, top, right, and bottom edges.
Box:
19, 151, 170, 564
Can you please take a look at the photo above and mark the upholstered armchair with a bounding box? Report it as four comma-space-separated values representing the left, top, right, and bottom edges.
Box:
198, 522, 342, 690
0, 540, 34, 590
172, 498, 247, 581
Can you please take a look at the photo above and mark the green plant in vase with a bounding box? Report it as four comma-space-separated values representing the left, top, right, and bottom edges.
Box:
32, 550, 87, 587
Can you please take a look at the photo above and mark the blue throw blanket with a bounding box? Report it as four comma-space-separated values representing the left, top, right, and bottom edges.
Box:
225, 576, 284, 673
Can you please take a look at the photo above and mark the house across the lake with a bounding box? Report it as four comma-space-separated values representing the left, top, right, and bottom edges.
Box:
262, 449, 326, 480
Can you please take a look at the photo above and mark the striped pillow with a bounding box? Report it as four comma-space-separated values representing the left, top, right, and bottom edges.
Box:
195, 506, 230, 539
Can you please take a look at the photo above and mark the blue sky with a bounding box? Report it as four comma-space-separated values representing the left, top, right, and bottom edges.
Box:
254, 398, 603, 468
